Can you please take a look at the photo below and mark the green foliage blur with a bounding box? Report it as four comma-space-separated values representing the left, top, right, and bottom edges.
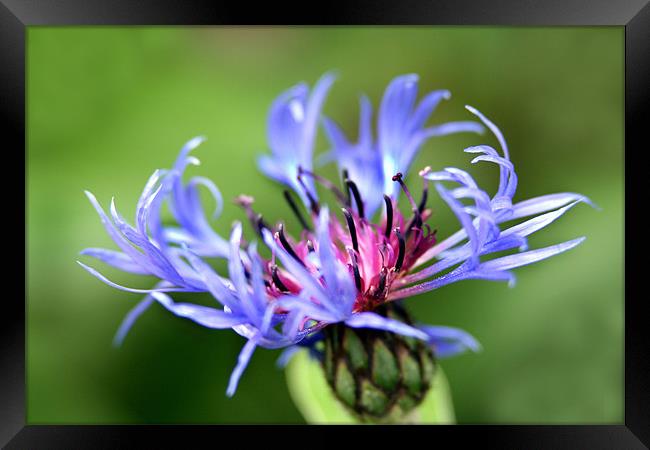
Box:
27, 27, 623, 424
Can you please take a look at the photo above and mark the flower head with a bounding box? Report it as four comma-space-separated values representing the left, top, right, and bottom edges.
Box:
80, 73, 593, 408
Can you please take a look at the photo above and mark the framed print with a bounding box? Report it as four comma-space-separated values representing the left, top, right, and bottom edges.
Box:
4, 0, 648, 448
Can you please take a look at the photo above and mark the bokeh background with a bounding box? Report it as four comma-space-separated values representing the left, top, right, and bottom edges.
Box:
27, 27, 623, 424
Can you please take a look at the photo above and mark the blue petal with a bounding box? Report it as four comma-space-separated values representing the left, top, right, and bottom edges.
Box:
226, 339, 258, 397
466, 105, 510, 160
259, 73, 336, 207
84, 190, 160, 275
463, 106, 515, 206
151, 292, 248, 329
267, 83, 309, 157
407, 89, 450, 133
379, 75, 420, 197
379, 74, 419, 158
110, 197, 186, 287
389, 262, 516, 300
479, 237, 586, 272
301, 73, 337, 165
481, 235, 529, 254
276, 346, 303, 368
164, 227, 230, 258
358, 94, 373, 149
466, 145, 517, 200
183, 247, 241, 312
188, 177, 223, 221
511, 193, 597, 220
113, 294, 156, 347
166, 144, 230, 258
77, 261, 199, 294
501, 201, 584, 239
248, 242, 272, 317
322, 96, 384, 218
402, 234, 527, 286
172, 136, 207, 170
281, 308, 306, 341
135, 171, 164, 237
80, 248, 151, 275
316, 207, 356, 316
345, 312, 429, 340
418, 325, 481, 358
322, 117, 350, 152
274, 295, 339, 323
435, 183, 481, 267
423, 120, 484, 137
228, 223, 260, 325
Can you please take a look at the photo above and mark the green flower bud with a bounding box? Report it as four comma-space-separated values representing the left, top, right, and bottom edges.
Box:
321, 303, 436, 421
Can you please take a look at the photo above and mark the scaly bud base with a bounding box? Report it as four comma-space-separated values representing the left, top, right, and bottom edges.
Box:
321, 303, 436, 421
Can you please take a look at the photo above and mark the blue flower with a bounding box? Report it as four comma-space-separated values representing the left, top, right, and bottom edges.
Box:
81, 73, 594, 397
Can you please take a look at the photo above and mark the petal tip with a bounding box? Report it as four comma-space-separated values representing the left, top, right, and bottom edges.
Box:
465, 104, 479, 114
187, 135, 207, 150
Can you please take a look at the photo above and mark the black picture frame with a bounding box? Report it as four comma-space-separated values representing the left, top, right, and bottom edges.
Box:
4, 1, 647, 448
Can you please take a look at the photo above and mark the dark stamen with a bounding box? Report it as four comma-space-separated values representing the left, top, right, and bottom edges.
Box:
341, 208, 359, 252
299, 167, 348, 206
283, 190, 311, 231
383, 194, 393, 238
418, 184, 429, 214
390, 174, 423, 240
345, 179, 365, 219
296, 173, 320, 215
353, 265, 362, 292
307, 240, 315, 253
393, 228, 405, 272
271, 265, 289, 292
278, 223, 305, 266
405, 208, 423, 240
256, 213, 270, 235
342, 169, 352, 205
392, 172, 419, 211
349, 250, 362, 292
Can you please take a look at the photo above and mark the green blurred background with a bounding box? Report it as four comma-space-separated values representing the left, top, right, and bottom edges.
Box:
27, 27, 623, 424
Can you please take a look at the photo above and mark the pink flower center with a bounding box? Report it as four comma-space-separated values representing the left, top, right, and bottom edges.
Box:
253, 171, 438, 314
